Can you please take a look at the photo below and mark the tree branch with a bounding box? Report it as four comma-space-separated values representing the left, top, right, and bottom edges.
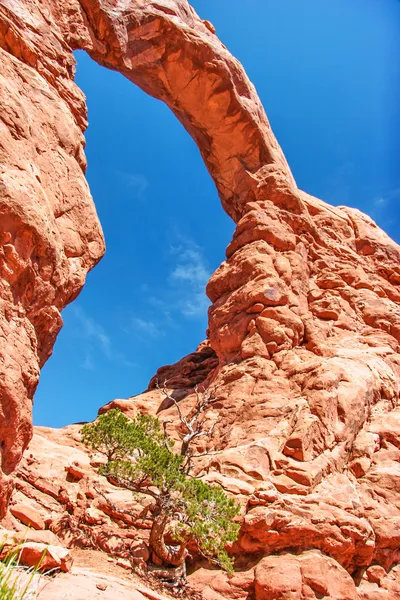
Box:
103, 473, 160, 501
156, 381, 189, 428
93, 484, 156, 526
156, 379, 220, 459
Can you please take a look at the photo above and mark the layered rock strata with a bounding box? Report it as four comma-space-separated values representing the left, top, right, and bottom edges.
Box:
1, 0, 400, 598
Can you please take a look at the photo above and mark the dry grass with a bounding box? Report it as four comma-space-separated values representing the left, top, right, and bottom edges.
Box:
0, 548, 38, 600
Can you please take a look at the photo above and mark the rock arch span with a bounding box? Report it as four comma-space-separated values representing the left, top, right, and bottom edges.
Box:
0, 0, 296, 512
1, 1, 400, 595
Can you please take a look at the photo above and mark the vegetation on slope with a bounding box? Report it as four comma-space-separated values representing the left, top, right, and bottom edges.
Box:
82, 399, 239, 581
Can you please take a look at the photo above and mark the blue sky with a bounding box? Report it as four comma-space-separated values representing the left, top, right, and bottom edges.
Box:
33, 0, 400, 427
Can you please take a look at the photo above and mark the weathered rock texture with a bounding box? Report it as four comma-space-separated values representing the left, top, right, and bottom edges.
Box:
0, 0, 105, 515
1, 0, 400, 598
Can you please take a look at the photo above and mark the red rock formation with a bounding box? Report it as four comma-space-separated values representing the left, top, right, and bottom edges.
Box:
0, 0, 294, 515
0, 0, 105, 515
1, 0, 400, 598
4, 382, 400, 598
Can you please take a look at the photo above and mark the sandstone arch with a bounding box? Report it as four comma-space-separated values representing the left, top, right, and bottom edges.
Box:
1, 1, 400, 595
0, 0, 297, 513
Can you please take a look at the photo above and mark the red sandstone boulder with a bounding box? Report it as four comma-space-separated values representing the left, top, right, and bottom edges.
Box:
10, 502, 46, 530
254, 552, 359, 600
0, 529, 72, 572
18, 543, 72, 573
297, 552, 358, 600
255, 555, 303, 599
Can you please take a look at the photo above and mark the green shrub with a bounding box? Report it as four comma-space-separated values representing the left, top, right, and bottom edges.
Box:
0, 548, 37, 600
82, 409, 240, 574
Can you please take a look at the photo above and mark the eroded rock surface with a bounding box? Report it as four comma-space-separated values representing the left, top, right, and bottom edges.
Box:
0, 0, 105, 515
1, 0, 400, 598
3, 375, 400, 599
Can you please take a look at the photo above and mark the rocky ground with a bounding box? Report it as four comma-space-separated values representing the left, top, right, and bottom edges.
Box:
6, 548, 174, 600
1, 348, 400, 598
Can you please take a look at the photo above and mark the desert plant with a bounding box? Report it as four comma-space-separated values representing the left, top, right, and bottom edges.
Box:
0, 547, 37, 600
82, 405, 240, 577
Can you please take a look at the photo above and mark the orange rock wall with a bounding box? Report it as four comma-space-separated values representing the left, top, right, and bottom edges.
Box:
0, 0, 105, 514
0, 0, 297, 514
1, 1, 400, 598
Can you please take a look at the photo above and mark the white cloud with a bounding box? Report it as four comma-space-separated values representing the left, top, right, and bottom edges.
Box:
171, 249, 210, 285
115, 171, 149, 201
71, 305, 135, 368
131, 317, 163, 338
180, 290, 210, 317
72, 306, 112, 359
123, 173, 149, 201
169, 235, 211, 318
130, 234, 211, 335
373, 187, 400, 208
369, 187, 400, 230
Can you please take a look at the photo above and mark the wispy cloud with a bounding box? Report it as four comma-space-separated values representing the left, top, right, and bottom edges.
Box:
127, 234, 211, 342
73, 306, 112, 359
372, 187, 400, 209
374, 196, 387, 207
171, 249, 210, 285
117, 171, 149, 201
179, 291, 210, 318
131, 317, 163, 339
370, 187, 400, 232
71, 305, 134, 369
169, 235, 211, 317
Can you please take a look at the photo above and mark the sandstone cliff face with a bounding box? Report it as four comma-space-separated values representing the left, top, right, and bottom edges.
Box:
5, 369, 400, 599
0, 0, 106, 516
0, 0, 295, 515
1, 1, 400, 598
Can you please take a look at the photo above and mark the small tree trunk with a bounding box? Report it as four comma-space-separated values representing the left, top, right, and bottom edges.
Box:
149, 512, 188, 567
180, 436, 190, 457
